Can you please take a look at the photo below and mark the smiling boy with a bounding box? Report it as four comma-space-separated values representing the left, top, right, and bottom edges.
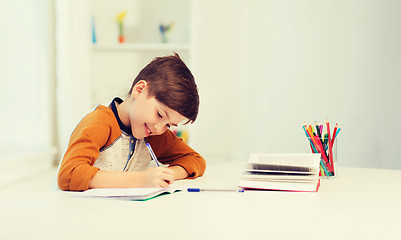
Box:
57, 53, 206, 191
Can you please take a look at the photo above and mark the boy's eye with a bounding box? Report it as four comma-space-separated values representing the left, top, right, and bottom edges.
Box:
157, 112, 162, 118
166, 124, 171, 129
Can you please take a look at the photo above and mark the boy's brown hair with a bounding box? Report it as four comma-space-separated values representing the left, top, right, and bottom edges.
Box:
128, 53, 199, 124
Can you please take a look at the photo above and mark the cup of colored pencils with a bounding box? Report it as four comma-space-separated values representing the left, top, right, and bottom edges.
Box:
302, 120, 341, 178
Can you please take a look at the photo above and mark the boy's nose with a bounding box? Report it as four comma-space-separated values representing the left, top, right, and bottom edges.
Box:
153, 122, 167, 134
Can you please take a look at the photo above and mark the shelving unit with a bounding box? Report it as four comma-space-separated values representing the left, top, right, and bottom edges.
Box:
92, 43, 191, 51
89, 0, 193, 107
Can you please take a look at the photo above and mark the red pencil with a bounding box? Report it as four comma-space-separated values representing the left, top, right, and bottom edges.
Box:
326, 119, 334, 175
313, 134, 333, 173
332, 123, 338, 143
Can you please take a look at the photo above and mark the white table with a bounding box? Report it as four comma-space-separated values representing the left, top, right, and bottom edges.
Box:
0, 162, 400, 240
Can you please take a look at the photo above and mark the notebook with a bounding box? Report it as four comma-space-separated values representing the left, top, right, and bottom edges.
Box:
239, 153, 321, 192
76, 187, 181, 201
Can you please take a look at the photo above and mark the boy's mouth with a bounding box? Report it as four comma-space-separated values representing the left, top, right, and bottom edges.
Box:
145, 123, 152, 136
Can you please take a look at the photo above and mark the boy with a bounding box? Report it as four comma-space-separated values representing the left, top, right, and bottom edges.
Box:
57, 53, 206, 191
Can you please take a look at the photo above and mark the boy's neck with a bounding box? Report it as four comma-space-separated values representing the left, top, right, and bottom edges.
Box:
115, 100, 130, 127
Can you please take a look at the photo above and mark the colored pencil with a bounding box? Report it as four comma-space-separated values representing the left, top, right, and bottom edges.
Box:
308, 128, 332, 174
303, 120, 342, 177
303, 125, 318, 153
305, 127, 329, 176
332, 123, 338, 143
335, 126, 342, 139
314, 134, 333, 174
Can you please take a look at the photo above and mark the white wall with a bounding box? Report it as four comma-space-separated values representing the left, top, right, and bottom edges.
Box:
190, 0, 249, 163
191, 0, 401, 169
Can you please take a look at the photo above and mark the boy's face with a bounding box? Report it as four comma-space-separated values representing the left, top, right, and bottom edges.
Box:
126, 81, 186, 139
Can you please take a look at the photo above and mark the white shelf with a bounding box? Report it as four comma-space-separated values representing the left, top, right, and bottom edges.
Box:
92, 43, 190, 51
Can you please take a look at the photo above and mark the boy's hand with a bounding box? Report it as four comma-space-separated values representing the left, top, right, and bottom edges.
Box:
140, 167, 174, 188
168, 165, 189, 180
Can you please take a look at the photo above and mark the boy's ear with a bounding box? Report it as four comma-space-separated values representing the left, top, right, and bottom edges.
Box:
131, 80, 148, 98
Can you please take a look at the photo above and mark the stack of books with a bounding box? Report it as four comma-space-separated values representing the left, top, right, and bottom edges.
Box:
239, 153, 321, 192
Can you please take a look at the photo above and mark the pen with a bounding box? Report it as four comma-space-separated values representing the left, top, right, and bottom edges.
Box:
146, 142, 160, 167
187, 188, 245, 193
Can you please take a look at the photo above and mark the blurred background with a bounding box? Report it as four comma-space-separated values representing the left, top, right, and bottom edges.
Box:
1, 0, 401, 189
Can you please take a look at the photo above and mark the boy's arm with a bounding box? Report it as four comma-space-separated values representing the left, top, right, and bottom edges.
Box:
57, 107, 120, 191
145, 130, 206, 180
88, 167, 175, 189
